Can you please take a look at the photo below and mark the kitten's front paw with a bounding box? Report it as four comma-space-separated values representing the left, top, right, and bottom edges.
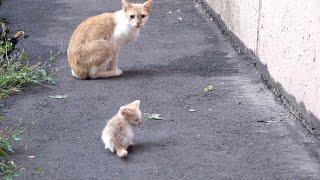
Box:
106, 146, 115, 153
114, 69, 123, 76
117, 149, 128, 158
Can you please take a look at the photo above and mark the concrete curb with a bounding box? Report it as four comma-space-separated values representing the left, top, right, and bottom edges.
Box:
195, 0, 320, 138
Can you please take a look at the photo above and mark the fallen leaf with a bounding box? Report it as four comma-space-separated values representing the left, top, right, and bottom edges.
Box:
257, 120, 273, 123
203, 85, 213, 93
11, 87, 21, 93
50, 95, 68, 99
33, 166, 45, 175
144, 113, 162, 120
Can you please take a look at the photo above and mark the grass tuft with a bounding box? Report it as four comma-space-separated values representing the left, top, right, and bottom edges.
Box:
0, 21, 56, 98
0, 51, 55, 98
0, 127, 23, 179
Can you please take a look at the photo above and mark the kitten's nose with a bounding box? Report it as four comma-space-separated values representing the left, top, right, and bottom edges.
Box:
135, 23, 142, 28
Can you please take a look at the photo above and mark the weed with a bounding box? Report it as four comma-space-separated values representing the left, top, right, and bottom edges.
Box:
0, 51, 55, 98
0, 127, 23, 179
0, 21, 56, 98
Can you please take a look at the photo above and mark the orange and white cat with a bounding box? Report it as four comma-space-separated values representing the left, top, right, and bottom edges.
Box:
67, 0, 153, 79
101, 100, 142, 158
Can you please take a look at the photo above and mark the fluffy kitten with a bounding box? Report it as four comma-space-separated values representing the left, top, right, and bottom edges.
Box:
67, 0, 153, 79
101, 100, 142, 158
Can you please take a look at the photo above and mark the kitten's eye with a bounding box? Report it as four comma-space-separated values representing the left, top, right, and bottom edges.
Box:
130, 15, 135, 19
141, 15, 146, 18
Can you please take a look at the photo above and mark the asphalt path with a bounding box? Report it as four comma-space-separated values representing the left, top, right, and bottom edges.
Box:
2, 0, 320, 179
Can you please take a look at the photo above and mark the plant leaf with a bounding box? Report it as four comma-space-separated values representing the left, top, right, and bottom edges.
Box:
12, 133, 21, 142
144, 113, 162, 120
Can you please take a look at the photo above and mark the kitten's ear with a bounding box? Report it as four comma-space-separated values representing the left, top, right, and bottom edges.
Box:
132, 100, 140, 108
122, 0, 131, 11
143, 0, 153, 12
120, 106, 130, 117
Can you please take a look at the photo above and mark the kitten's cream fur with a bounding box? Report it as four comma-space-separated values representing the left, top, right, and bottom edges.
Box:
67, 0, 153, 79
101, 100, 142, 158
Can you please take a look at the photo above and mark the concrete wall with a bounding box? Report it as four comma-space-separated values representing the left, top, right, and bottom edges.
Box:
206, 0, 260, 52
205, 0, 320, 123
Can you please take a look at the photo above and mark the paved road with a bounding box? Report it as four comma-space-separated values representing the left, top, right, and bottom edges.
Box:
2, 0, 320, 179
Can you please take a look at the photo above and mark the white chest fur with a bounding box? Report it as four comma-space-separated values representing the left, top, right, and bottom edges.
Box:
123, 125, 134, 148
112, 11, 140, 48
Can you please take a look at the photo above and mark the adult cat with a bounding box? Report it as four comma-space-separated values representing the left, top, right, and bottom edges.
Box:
67, 0, 153, 79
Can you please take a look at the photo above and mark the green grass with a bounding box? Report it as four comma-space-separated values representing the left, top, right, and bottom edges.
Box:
0, 127, 23, 179
0, 20, 56, 98
0, 51, 55, 98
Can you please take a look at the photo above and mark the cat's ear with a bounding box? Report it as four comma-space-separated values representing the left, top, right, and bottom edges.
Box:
143, 0, 153, 12
132, 100, 140, 108
122, 0, 131, 11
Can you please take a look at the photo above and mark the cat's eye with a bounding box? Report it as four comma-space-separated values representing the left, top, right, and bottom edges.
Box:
141, 15, 146, 18
130, 15, 135, 19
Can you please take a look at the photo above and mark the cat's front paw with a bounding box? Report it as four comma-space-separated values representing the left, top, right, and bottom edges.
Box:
114, 69, 123, 76
117, 149, 128, 158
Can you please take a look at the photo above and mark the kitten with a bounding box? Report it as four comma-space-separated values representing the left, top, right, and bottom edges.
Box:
67, 0, 153, 79
101, 100, 142, 158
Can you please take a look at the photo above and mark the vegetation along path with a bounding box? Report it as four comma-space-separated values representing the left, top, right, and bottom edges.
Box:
2, 0, 320, 179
